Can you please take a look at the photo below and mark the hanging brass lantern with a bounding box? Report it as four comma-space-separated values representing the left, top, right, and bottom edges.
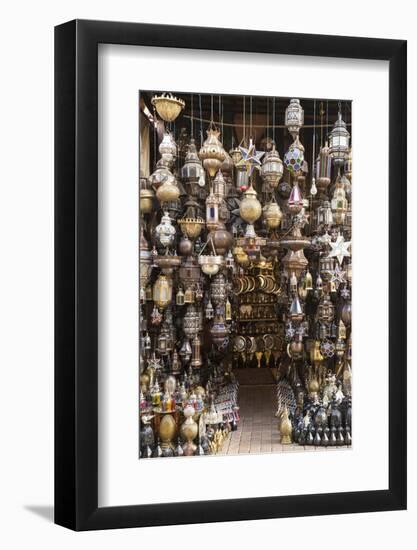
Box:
139, 187, 154, 214
205, 186, 220, 231
344, 148, 353, 181
316, 292, 335, 323
263, 197, 282, 229
148, 156, 173, 189
156, 172, 180, 204
198, 254, 223, 277
153, 274, 172, 309
316, 142, 332, 193
261, 143, 284, 188
239, 185, 262, 225
285, 98, 304, 139
210, 222, 233, 255
151, 93, 185, 122
331, 178, 348, 224
199, 127, 226, 178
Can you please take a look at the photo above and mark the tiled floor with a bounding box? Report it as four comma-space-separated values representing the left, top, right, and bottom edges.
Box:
221, 384, 346, 455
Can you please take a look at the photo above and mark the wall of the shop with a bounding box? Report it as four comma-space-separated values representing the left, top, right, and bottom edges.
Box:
0, 1, 414, 548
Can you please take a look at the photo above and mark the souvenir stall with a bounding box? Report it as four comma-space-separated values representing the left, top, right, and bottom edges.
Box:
139, 92, 352, 458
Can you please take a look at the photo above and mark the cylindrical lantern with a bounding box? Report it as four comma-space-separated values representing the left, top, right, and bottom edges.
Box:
329, 113, 350, 166
285, 99, 304, 139
153, 274, 172, 309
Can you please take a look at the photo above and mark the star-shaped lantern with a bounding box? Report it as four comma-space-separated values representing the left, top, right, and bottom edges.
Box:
327, 234, 351, 265
329, 264, 347, 288
237, 138, 264, 177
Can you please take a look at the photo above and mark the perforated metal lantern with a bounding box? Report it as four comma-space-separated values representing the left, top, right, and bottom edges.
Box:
329, 113, 350, 166
285, 99, 304, 139
316, 142, 332, 192
261, 143, 284, 188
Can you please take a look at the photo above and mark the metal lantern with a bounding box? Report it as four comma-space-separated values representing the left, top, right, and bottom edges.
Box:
329, 112, 350, 166
191, 335, 202, 368
159, 131, 177, 160
139, 187, 154, 214
213, 170, 226, 200
148, 156, 173, 190
199, 128, 226, 178
155, 172, 180, 204
176, 287, 185, 306
239, 185, 262, 225
181, 138, 205, 194
344, 148, 353, 181
205, 187, 220, 231
289, 295, 304, 322
316, 142, 332, 192
316, 200, 333, 226
261, 143, 284, 188
316, 292, 335, 323
198, 254, 223, 277
153, 274, 172, 309
210, 273, 227, 305
284, 137, 305, 175
205, 299, 214, 319
151, 93, 185, 122
139, 225, 152, 291
263, 198, 282, 229
155, 211, 176, 249
331, 180, 348, 224
183, 304, 200, 339
285, 99, 304, 139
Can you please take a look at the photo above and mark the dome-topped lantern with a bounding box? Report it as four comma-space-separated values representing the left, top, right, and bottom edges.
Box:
285, 99, 304, 139
181, 138, 205, 195
261, 143, 284, 189
329, 112, 350, 168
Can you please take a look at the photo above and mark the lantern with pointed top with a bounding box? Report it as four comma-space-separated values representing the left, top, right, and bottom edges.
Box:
329, 112, 350, 167
285, 99, 304, 139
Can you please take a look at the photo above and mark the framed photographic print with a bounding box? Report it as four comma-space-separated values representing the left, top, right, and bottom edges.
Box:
55, 20, 407, 530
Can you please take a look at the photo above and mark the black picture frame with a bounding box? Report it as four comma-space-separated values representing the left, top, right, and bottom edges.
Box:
55, 19, 407, 531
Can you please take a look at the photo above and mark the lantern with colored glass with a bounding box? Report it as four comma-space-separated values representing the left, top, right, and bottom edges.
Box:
329, 112, 350, 168
205, 187, 220, 231
284, 137, 304, 176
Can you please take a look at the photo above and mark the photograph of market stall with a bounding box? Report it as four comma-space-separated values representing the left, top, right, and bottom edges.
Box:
138, 91, 352, 459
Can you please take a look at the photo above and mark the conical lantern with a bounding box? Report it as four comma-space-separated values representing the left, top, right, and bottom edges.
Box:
287, 182, 303, 215
199, 128, 226, 178
239, 185, 262, 224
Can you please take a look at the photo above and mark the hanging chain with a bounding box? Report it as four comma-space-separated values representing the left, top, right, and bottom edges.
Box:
199, 93, 203, 146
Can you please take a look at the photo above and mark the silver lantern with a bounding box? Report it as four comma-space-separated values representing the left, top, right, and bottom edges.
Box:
285, 99, 304, 139
329, 113, 350, 167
